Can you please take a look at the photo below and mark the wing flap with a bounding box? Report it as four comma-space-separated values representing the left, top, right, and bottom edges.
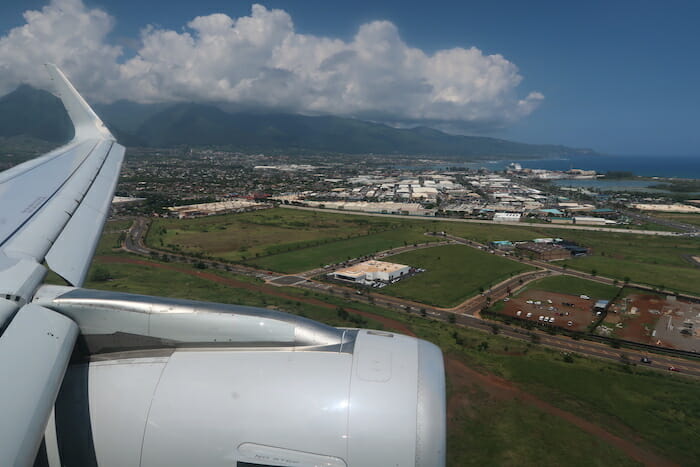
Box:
45, 142, 126, 286
2, 139, 114, 261
0, 304, 78, 467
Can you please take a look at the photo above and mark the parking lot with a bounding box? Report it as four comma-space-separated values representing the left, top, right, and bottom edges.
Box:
500, 290, 600, 331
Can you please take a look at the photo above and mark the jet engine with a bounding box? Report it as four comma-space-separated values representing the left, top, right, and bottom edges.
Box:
34, 286, 446, 467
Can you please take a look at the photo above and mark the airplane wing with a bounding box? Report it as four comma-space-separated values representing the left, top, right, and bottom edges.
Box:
0, 64, 125, 466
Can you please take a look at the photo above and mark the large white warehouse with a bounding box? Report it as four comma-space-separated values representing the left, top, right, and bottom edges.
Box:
332, 260, 411, 283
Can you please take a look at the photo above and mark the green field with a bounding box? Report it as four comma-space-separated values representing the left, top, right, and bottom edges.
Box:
654, 212, 700, 227
562, 255, 700, 295
376, 244, 534, 308
518, 275, 620, 301
148, 209, 441, 272
147, 208, 700, 295
79, 248, 700, 466
441, 221, 700, 296
247, 229, 436, 272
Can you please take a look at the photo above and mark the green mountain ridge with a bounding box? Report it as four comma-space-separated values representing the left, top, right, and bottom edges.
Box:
0, 85, 597, 158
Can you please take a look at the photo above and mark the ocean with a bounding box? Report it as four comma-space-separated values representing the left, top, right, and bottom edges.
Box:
420, 154, 700, 179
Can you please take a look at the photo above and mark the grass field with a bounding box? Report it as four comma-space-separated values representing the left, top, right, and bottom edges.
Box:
147, 208, 700, 295
376, 244, 535, 308
562, 255, 700, 296
654, 212, 700, 227
81, 247, 700, 467
247, 228, 436, 272
518, 275, 620, 301
148, 209, 440, 271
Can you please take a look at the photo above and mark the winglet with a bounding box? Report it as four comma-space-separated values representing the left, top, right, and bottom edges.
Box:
44, 63, 114, 141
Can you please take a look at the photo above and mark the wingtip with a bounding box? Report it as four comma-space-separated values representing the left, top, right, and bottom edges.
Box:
42, 64, 114, 141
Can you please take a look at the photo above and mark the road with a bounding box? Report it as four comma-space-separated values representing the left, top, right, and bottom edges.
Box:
620, 209, 700, 234
120, 216, 700, 378
279, 205, 683, 236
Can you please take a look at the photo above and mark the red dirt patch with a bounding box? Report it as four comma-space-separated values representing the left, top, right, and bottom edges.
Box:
446, 357, 677, 467
500, 290, 597, 332
609, 294, 664, 344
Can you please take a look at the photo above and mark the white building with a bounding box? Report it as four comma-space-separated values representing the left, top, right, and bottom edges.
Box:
573, 216, 607, 225
493, 212, 521, 222
332, 260, 411, 283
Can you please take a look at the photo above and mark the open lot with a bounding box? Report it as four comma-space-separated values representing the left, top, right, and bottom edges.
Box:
501, 290, 600, 332
375, 244, 534, 308
495, 276, 620, 331
654, 212, 700, 227
147, 208, 700, 295
602, 292, 700, 351
148, 208, 441, 272
517, 275, 620, 301
247, 228, 434, 273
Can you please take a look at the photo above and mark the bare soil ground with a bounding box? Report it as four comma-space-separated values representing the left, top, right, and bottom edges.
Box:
612, 294, 664, 344
501, 290, 598, 332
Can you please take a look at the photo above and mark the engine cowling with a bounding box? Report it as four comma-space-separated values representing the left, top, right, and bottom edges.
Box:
38, 286, 446, 466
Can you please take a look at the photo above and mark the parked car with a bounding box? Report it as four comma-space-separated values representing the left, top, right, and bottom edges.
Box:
668, 366, 680, 372
640, 357, 652, 364
526, 312, 533, 318
516, 310, 522, 317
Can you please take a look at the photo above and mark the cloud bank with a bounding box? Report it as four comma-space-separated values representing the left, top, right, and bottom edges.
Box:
0, 0, 543, 130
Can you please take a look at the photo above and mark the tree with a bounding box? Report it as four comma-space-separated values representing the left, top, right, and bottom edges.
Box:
591, 269, 597, 276
448, 314, 456, 324
90, 266, 112, 282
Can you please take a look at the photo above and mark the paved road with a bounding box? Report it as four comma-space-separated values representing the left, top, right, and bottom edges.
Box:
620, 209, 700, 234
280, 205, 682, 236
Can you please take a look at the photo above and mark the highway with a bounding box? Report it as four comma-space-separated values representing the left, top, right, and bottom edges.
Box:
279, 205, 685, 236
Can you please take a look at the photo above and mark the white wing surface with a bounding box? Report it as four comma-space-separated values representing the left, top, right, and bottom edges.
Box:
0, 64, 125, 466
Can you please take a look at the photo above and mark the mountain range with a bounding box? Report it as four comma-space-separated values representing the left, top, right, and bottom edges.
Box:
0, 85, 596, 159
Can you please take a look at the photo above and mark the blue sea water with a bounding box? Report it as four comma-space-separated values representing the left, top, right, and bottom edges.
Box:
467, 154, 700, 179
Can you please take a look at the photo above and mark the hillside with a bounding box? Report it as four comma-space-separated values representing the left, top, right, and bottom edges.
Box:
0, 85, 596, 158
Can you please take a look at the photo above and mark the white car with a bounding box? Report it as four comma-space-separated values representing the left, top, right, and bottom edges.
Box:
538, 315, 545, 321
516, 310, 522, 316
526, 312, 533, 318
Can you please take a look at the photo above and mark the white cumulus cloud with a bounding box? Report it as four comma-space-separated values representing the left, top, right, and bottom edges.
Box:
0, 0, 544, 130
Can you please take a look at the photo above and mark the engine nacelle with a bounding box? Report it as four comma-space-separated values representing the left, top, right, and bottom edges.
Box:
37, 286, 446, 466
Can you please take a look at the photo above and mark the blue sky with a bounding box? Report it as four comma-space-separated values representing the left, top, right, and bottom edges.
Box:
1, 0, 699, 155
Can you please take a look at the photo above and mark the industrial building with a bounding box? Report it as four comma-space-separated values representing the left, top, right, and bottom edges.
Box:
332, 260, 411, 283
493, 212, 521, 222
167, 199, 262, 218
